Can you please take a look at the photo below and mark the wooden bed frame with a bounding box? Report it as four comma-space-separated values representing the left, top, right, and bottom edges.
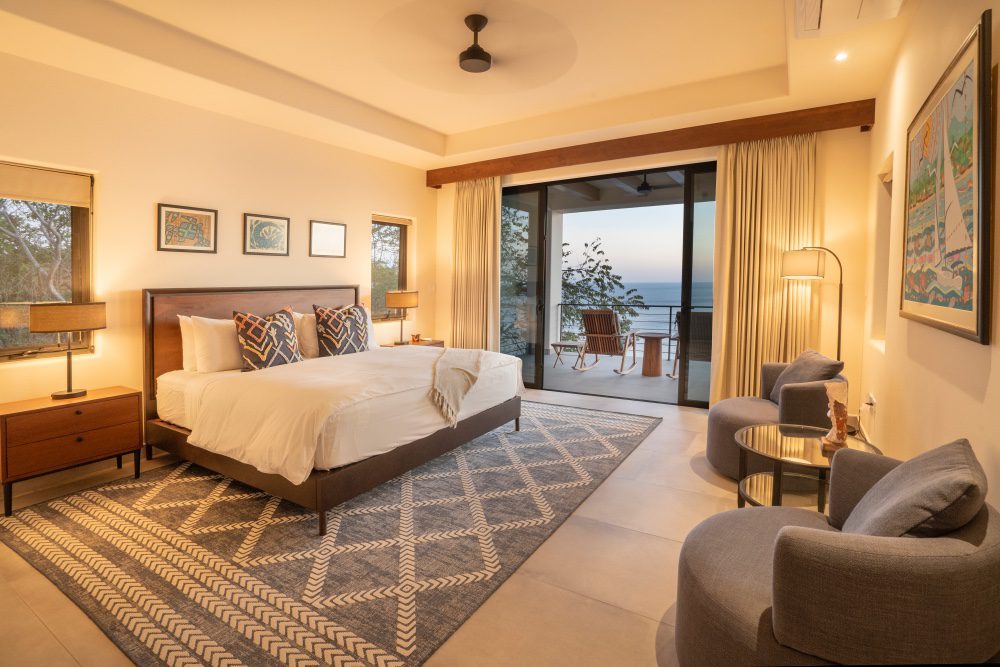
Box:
142, 285, 521, 535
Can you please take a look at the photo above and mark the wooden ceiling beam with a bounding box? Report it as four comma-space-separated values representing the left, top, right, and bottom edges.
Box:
426, 99, 875, 188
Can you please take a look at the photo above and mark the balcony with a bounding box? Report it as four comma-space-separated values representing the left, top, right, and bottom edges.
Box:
540, 302, 711, 404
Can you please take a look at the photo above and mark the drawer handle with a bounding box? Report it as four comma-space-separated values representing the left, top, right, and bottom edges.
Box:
75, 410, 83, 416
76, 436, 84, 443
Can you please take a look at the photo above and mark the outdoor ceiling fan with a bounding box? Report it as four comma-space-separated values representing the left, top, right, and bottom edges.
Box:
635, 173, 676, 196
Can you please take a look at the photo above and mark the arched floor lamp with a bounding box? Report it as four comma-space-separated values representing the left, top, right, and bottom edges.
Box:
781, 247, 843, 360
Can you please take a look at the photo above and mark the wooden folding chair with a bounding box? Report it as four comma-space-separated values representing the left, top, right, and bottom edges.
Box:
574, 309, 637, 375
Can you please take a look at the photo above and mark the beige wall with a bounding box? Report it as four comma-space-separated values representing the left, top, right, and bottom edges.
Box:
0, 53, 438, 403
816, 128, 872, 410
859, 0, 1000, 502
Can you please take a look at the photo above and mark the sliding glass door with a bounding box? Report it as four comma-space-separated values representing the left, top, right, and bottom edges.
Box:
677, 166, 716, 407
500, 186, 546, 388
499, 161, 716, 406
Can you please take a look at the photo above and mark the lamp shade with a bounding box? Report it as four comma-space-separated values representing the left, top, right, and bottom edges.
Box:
385, 291, 419, 309
0, 303, 29, 329
781, 249, 825, 280
29, 302, 106, 333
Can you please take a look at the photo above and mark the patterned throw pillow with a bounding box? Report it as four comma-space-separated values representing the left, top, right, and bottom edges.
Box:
313, 304, 369, 356
232, 307, 303, 371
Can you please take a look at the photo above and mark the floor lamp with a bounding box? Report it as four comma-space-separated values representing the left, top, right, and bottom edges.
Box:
781, 247, 843, 360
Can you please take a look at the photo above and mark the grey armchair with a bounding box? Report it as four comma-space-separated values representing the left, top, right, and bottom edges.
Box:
706, 361, 846, 479
675, 448, 1000, 665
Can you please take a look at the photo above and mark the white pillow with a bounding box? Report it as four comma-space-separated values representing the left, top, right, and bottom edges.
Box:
292, 312, 320, 359
362, 306, 380, 349
191, 316, 243, 373
177, 315, 198, 371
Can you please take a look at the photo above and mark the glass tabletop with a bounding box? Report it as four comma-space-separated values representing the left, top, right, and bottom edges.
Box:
734, 423, 881, 469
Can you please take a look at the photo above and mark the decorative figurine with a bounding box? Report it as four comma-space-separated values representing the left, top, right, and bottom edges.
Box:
822, 381, 849, 448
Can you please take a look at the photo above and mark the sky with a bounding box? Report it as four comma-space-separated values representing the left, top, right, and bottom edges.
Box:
561, 203, 715, 283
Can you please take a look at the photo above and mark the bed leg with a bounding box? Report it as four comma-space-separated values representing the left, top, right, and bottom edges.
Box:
318, 509, 327, 536
515, 417, 520, 432
145, 444, 154, 460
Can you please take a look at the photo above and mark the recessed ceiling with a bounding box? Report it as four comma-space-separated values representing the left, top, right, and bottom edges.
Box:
107, 0, 788, 134
0, 0, 909, 168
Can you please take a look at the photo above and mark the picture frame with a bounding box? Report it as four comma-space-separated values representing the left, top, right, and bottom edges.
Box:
157, 203, 217, 253
309, 220, 347, 258
243, 213, 290, 256
900, 9, 993, 344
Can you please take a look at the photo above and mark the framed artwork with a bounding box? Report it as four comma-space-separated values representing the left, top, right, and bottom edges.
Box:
157, 204, 217, 253
309, 220, 347, 258
900, 10, 993, 344
243, 213, 290, 256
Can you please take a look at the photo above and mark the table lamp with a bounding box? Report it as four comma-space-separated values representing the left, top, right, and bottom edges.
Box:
384, 290, 418, 345
781, 246, 843, 360
29, 302, 106, 399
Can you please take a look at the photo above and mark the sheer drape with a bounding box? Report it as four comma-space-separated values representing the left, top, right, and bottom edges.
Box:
710, 134, 817, 404
451, 177, 501, 350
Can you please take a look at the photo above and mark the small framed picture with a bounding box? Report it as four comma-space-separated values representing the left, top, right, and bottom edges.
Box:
309, 220, 347, 258
157, 203, 217, 253
243, 213, 290, 256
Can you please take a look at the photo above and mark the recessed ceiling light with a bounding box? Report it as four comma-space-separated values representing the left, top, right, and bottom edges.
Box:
834, 51, 849, 62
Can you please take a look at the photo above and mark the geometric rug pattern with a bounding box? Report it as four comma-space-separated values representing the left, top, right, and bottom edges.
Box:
0, 402, 659, 666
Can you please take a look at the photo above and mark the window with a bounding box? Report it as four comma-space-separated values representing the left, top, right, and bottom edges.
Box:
0, 162, 93, 360
370, 215, 409, 319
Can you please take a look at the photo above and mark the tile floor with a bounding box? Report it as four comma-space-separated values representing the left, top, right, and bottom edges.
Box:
0, 389, 737, 666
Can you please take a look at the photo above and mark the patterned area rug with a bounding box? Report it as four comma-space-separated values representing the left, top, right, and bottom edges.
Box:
0, 401, 659, 666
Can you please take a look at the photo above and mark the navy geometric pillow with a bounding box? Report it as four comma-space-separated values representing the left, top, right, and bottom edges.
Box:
232, 307, 302, 371
313, 304, 369, 356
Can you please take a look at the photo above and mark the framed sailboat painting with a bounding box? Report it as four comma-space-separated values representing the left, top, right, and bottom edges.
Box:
901, 9, 993, 344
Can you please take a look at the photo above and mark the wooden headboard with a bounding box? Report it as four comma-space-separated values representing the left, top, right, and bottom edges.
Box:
142, 285, 359, 419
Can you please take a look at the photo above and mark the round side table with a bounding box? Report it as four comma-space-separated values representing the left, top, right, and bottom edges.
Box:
734, 423, 881, 512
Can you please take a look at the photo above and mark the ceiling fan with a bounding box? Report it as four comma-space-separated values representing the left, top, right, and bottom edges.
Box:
635, 173, 672, 196
459, 14, 492, 73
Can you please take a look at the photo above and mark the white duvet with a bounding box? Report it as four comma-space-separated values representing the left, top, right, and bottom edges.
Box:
184, 346, 519, 485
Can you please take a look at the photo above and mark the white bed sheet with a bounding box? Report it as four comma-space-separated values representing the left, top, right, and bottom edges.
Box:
155, 352, 521, 471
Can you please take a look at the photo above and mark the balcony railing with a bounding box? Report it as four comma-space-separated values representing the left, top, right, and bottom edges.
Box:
555, 302, 712, 358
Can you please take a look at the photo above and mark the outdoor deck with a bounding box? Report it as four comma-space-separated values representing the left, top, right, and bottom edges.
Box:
538, 350, 710, 404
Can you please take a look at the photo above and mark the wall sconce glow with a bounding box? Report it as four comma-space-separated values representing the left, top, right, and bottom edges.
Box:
834, 51, 849, 62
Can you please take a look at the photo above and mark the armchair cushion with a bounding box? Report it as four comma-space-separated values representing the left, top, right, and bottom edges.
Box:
768, 350, 844, 404
773, 505, 1000, 664
676, 507, 833, 666
843, 439, 988, 537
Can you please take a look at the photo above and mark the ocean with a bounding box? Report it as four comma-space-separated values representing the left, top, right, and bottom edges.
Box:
623, 282, 713, 307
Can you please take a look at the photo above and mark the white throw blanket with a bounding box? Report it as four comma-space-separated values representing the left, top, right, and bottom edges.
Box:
185, 346, 501, 484
431, 348, 484, 426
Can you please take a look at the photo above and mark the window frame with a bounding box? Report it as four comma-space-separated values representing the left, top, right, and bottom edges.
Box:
0, 177, 94, 362
370, 219, 408, 321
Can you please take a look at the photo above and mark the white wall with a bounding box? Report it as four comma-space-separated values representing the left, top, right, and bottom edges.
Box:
859, 0, 1000, 502
0, 53, 438, 403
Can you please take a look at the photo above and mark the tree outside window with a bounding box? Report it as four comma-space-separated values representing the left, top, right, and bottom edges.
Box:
371, 221, 406, 319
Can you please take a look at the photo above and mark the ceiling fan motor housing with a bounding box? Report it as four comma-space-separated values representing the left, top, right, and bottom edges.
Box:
459, 14, 491, 73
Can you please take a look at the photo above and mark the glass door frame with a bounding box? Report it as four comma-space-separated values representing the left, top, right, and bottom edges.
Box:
677, 162, 716, 409
501, 160, 716, 402
500, 183, 548, 389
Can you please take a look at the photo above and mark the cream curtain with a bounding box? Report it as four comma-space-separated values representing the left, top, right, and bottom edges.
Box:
709, 133, 818, 404
451, 177, 501, 350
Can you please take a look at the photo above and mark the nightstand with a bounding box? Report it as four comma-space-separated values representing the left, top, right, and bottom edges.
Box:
0, 386, 143, 516
394, 339, 444, 347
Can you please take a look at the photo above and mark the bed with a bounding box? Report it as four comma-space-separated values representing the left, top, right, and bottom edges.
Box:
142, 285, 521, 535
